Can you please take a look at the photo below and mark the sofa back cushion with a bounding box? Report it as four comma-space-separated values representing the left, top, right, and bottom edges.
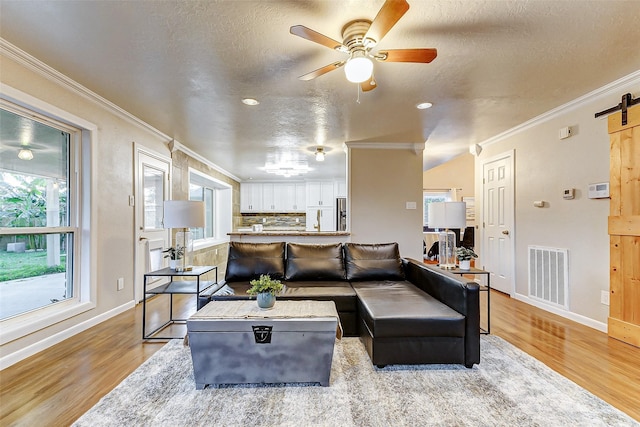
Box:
344, 242, 405, 281
285, 243, 346, 281
225, 242, 285, 282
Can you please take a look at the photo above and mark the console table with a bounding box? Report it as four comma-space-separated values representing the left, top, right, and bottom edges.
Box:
448, 267, 491, 334
143, 266, 218, 340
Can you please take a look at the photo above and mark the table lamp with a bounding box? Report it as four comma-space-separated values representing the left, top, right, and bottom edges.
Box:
428, 201, 467, 269
163, 200, 205, 272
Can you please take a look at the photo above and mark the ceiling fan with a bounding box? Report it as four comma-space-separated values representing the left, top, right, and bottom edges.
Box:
290, 0, 437, 91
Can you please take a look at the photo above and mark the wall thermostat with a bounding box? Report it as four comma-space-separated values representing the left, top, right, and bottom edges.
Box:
563, 188, 575, 200
588, 182, 610, 199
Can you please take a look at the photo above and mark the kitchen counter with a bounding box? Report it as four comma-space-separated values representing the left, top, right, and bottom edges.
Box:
228, 231, 351, 243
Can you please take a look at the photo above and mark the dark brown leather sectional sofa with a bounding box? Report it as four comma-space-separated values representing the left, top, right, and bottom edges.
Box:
198, 241, 480, 368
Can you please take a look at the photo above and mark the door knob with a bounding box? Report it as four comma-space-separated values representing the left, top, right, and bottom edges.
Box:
502, 230, 510, 235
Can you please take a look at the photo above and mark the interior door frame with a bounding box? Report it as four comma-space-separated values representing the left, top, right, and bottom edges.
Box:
480, 149, 516, 295
133, 143, 172, 303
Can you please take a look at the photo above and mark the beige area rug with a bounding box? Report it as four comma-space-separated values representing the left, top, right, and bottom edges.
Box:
73, 336, 638, 426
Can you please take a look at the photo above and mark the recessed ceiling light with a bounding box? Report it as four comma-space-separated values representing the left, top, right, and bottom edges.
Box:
416, 102, 433, 110
242, 98, 259, 106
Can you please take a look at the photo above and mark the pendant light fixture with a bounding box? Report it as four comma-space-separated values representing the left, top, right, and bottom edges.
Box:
315, 147, 326, 162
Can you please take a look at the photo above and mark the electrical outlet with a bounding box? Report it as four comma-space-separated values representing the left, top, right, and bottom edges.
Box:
117, 277, 124, 291
600, 290, 610, 306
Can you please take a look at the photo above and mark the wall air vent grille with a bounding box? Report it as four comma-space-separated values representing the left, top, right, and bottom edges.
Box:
528, 246, 569, 309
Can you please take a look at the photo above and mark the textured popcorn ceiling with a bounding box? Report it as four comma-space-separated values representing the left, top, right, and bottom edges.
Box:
1, 0, 639, 180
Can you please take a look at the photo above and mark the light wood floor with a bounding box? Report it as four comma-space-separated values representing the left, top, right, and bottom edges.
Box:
1, 291, 639, 426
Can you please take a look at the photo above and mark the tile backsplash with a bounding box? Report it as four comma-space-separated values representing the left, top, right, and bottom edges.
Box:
239, 213, 306, 230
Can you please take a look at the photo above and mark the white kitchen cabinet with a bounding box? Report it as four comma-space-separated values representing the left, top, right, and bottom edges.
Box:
261, 183, 276, 212
275, 183, 293, 212
290, 183, 306, 212
263, 183, 306, 212
240, 183, 263, 212
305, 207, 335, 232
306, 181, 335, 207
241, 182, 306, 213
295, 183, 307, 211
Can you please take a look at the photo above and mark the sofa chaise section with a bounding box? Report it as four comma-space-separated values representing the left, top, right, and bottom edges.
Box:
344, 243, 480, 368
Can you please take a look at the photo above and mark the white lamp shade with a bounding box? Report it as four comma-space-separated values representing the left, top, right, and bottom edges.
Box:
428, 202, 467, 229
163, 200, 205, 228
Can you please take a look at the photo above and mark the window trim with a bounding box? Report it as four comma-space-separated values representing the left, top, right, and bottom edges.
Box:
0, 85, 97, 345
188, 168, 232, 250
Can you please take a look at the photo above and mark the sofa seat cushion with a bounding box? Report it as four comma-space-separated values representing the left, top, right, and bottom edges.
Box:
281, 281, 357, 312
353, 281, 465, 338
344, 243, 405, 281
225, 242, 285, 282
285, 243, 346, 281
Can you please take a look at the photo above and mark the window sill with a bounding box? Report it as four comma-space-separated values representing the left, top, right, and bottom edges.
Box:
0, 300, 95, 345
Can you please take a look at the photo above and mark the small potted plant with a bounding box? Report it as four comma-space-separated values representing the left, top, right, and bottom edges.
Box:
163, 246, 184, 270
247, 274, 284, 309
456, 246, 478, 270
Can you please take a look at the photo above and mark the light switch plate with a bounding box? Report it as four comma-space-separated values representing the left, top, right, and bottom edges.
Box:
406, 202, 417, 210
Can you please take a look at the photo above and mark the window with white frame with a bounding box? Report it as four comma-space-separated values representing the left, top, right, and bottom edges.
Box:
0, 104, 78, 320
188, 169, 232, 249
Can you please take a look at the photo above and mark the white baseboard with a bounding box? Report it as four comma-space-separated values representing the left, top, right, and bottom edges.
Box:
0, 300, 135, 370
512, 293, 608, 333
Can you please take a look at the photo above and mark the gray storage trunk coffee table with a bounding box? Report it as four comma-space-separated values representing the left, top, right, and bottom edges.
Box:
187, 300, 342, 389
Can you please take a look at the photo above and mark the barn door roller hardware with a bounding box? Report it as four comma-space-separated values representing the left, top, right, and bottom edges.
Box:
595, 93, 639, 126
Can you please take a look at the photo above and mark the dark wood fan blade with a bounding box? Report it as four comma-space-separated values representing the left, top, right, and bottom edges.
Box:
290, 25, 344, 51
360, 77, 377, 92
298, 61, 345, 81
377, 48, 437, 63
364, 0, 410, 45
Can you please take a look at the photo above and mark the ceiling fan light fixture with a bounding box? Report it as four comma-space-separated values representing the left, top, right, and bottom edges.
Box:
18, 148, 33, 160
344, 51, 373, 83
315, 147, 325, 162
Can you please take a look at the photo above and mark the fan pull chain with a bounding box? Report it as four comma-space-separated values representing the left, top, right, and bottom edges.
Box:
356, 84, 362, 104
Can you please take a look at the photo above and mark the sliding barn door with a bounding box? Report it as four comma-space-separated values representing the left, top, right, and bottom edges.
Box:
608, 103, 640, 348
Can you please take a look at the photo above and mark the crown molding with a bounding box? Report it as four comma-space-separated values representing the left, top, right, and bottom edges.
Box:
479, 69, 640, 148
344, 141, 425, 155
169, 140, 241, 183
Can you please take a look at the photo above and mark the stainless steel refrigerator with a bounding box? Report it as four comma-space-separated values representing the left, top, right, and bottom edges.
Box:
336, 198, 347, 231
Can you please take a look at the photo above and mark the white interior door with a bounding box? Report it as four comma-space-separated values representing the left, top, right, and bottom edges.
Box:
134, 148, 171, 303
482, 151, 514, 294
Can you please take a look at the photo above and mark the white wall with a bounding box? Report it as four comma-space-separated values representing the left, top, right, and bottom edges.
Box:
475, 71, 640, 330
349, 146, 424, 260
